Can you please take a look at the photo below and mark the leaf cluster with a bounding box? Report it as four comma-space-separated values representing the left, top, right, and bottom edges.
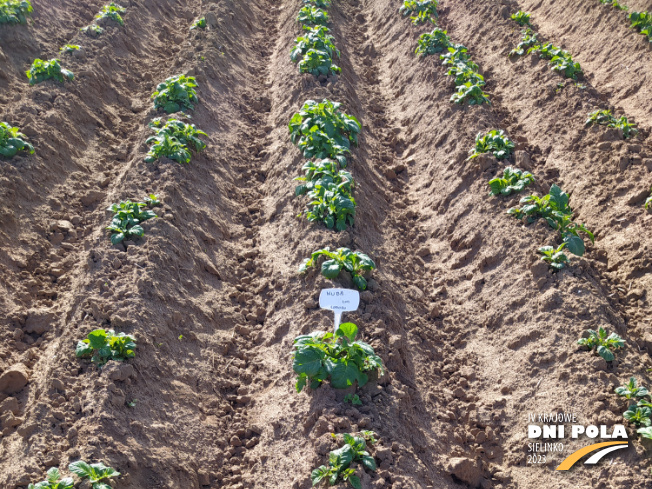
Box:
470, 129, 515, 160
311, 433, 377, 489
297, 6, 329, 26
145, 117, 207, 164
81, 24, 104, 36
106, 198, 157, 244
26, 58, 74, 86
508, 184, 594, 256
535, 43, 583, 79
95, 2, 126, 25
537, 243, 569, 271
645, 187, 652, 210
190, 17, 206, 30
28, 468, 73, 489
0, 0, 32, 24
0, 121, 34, 158
415, 28, 450, 56
488, 167, 534, 196
76, 328, 137, 367
599, 0, 628, 10
509, 29, 538, 56
289, 99, 361, 167
577, 326, 624, 362
293, 323, 384, 392
399, 0, 439, 25
586, 109, 637, 139
59, 44, 80, 55
69, 461, 120, 489
441, 44, 489, 105
629, 11, 652, 41
299, 246, 376, 290
510, 10, 531, 26
152, 74, 199, 113
291, 25, 341, 77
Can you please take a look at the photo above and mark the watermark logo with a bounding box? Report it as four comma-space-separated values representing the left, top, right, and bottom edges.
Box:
527, 412, 629, 470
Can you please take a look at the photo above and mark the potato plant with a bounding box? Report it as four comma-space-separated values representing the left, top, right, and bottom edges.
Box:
624, 405, 651, 427
76, 329, 136, 366
629, 11, 652, 42
293, 323, 384, 392
470, 129, 515, 160
190, 17, 206, 30
295, 159, 353, 197
577, 327, 624, 362
299, 247, 376, 290
81, 24, 103, 36
488, 167, 534, 196
152, 74, 199, 113
509, 29, 538, 56
69, 461, 120, 489
511, 10, 531, 26
289, 99, 360, 167
26, 59, 74, 86
312, 433, 377, 489
599, 0, 628, 10
645, 188, 652, 209
28, 468, 73, 489
585, 109, 637, 139
415, 28, 450, 56
508, 184, 594, 256
297, 6, 329, 26
145, 118, 207, 164
616, 377, 649, 400
0, 122, 34, 158
536, 43, 582, 79
303, 181, 356, 231
441, 44, 489, 104
0, 0, 32, 24
95, 2, 126, 25
291, 25, 340, 77
106, 198, 157, 244
399, 0, 439, 24
59, 44, 80, 55
538, 244, 569, 271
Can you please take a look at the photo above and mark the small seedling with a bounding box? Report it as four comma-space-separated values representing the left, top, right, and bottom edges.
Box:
586, 109, 637, 139
470, 129, 515, 160
95, 2, 126, 26
144, 194, 161, 207
299, 247, 375, 290
28, 468, 73, 489
312, 433, 377, 488
538, 244, 569, 271
152, 74, 199, 113
106, 199, 157, 244
0, 121, 34, 158
68, 461, 120, 489
509, 29, 538, 56
624, 405, 652, 427
511, 10, 531, 26
190, 17, 206, 30
126, 399, 137, 408
638, 427, 652, 439
488, 167, 534, 196
81, 24, 103, 36
145, 117, 207, 164
26, 58, 74, 86
293, 322, 383, 392
615, 377, 649, 400
645, 188, 652, 210
0, 0, 33, 24
400, 0, 439, 24
297, 6, 329, 26
577, 326, 624, 362
76, 329, 136, 367
600, 0, 628, 10
344, 394, 362, 405
59, 44, 80, 55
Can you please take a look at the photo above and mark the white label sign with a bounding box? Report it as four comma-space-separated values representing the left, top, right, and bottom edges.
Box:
319, 288, 360, 312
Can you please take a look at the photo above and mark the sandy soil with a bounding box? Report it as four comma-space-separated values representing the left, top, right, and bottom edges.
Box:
1, 0, 651, 488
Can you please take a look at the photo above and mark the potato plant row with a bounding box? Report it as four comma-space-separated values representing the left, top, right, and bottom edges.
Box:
598, 1, 652, 44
